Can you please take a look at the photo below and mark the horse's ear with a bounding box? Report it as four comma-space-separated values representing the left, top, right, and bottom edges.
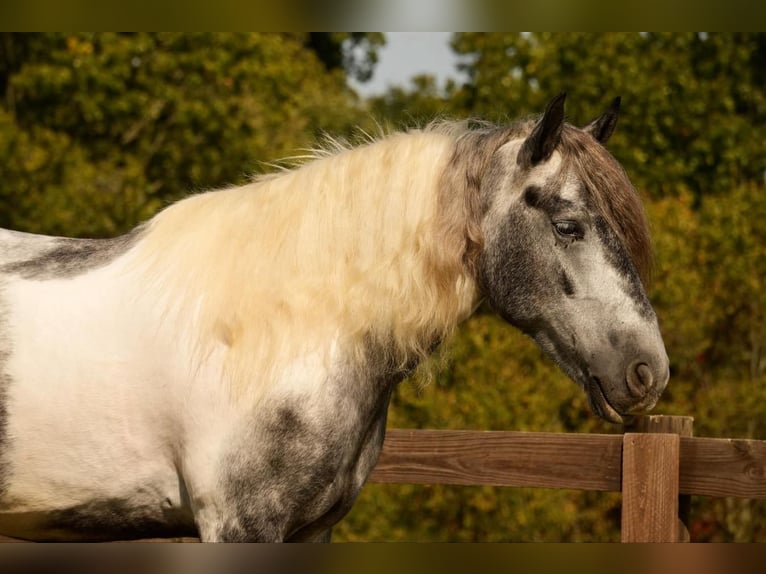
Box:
519, 92, 566, 166
582, 96, 621, 144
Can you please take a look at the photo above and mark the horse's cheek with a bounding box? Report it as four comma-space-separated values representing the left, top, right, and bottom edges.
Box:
479, 216, 551, 330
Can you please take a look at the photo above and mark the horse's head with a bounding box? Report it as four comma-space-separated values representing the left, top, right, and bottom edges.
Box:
476, 93, 669, 423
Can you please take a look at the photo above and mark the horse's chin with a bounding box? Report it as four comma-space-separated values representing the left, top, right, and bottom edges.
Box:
585, 378, 627, 425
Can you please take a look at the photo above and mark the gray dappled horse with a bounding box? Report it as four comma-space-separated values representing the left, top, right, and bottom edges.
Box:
0, 94, 668, 541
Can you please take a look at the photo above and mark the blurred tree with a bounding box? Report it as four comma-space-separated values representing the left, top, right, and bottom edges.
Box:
0, 32, 373, 235
366, 74, 458, 127
450, 33, 766, 201
306, 32, 385, 83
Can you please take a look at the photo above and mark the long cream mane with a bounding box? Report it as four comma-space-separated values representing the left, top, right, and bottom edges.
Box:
131, 126, 491, 397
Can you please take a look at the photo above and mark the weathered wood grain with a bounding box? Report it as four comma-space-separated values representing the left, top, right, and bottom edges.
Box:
370, 428, 766, 500
369, 429, 624, 491
627, 414, 693, 541
680, 436, 766, 499
621, 433, 680, 542
625, 414, 694, 436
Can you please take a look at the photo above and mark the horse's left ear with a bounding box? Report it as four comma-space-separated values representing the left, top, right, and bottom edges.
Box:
582, 96, 621, 144
519, 92, 566, 166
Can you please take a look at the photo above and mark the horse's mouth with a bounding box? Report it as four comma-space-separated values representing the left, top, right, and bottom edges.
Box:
586, 377, 627, 425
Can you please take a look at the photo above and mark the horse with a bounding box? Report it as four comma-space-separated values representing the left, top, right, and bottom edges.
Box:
0, 93, 669, 542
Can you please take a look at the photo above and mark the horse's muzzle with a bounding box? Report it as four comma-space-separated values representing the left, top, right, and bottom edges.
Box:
587, 353, 670, 424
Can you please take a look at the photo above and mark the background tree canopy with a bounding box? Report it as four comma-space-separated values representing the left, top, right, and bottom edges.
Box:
1, 32, 764, 542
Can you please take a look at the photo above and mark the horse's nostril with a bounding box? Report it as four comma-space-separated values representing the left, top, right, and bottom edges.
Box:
627, 362, 654, 397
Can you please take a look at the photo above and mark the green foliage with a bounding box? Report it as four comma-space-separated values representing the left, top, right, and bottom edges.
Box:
647, 183, 766, 413
306, 32, 385, 83
644, 184, 766, 542
450, 33, 766, 201
0, 33, 367, 235
2, 32, 764, 542
366, 75, 460, 127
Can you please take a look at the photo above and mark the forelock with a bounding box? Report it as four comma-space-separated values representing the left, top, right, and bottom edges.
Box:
559, 126, 653, 284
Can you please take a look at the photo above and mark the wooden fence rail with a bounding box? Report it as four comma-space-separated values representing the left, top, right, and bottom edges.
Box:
370, 425, 766, 501
369, 415, 766, 542
1, 414, 764, 542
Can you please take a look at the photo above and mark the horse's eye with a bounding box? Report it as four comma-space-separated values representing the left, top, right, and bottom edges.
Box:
553, 221, 583, 239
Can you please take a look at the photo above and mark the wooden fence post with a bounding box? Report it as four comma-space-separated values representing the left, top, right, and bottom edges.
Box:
621, 414, 694, 543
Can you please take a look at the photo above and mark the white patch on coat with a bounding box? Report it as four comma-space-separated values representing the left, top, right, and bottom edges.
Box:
482, 141, 564, 224
1, 256, 187, 513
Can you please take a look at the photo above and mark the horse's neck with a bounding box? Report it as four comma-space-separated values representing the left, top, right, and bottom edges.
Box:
131, 132, 480, 394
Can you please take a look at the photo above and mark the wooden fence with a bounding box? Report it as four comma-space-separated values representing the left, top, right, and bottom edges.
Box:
369, 415, 766, 542
1, 414, 764, 542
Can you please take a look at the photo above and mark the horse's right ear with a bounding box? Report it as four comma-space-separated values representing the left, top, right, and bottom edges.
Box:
518, 92, 566, 167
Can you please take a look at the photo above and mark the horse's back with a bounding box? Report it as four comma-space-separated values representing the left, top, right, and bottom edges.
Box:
0, 228, 63, 267
0, 226, 146, 281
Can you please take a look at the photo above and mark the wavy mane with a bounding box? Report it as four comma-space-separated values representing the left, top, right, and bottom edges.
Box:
131, 126, 489, 399
559, 126, 653, 284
